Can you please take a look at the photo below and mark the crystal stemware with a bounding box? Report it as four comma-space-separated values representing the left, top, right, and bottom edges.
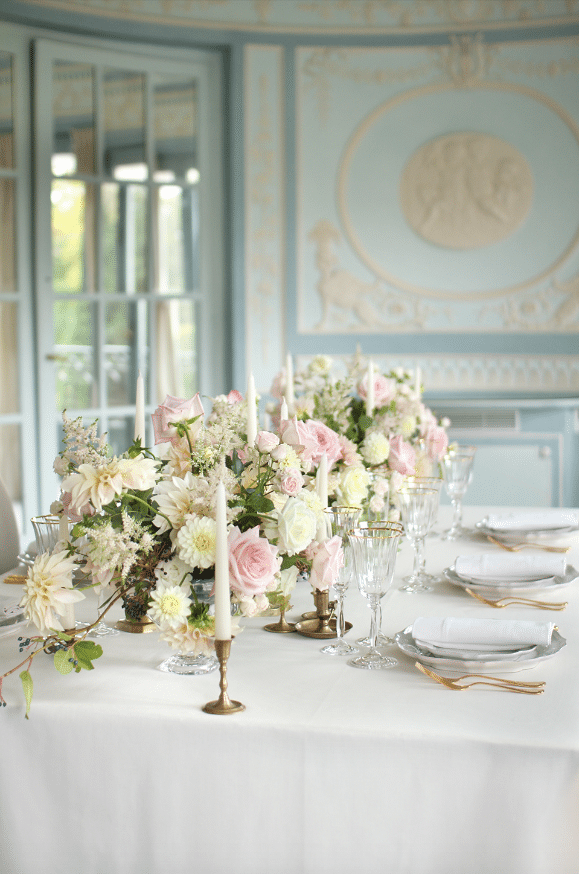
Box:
88, 586, 120, 637
397, 486, 440, 593
440, 446, 477, 541
320, 506, 361, 656
158, 650, 219, 675
347, 522, 403, 670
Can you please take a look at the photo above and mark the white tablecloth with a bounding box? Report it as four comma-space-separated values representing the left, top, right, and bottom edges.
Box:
1, 507, 578, 874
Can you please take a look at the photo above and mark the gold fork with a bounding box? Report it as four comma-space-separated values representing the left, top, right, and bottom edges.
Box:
415, 662, 545, 693
487, 534, 569, 553
465, 587, 567, 611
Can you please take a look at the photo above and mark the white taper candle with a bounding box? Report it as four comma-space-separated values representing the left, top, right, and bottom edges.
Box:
246, 372, 257, 446
280, 396, 289, 422
214, 482, 231, 640
365, 361, 375, 417
285, 354, 295, 412
134, 371, 146, 444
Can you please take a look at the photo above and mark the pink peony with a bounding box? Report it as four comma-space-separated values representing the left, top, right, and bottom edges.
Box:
279, 468, 303, 497
151, 394, 204, 445
426, 424, 448, 461
279, 416, 319, 464
389, 435, 416, 476
358, 373, 397, 409
302, 419, 342, 466
256, 430, 280, 453
310, 535, 344, 591
228, 525, 282, 597
227, 390, 243, 405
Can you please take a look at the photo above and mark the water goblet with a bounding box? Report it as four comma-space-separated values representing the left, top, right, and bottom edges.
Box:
347, 522, 403, 670
319, 506, 361, 656
440, 446, 477, 541
397, 487, 440, 593
88, 585, 120, 637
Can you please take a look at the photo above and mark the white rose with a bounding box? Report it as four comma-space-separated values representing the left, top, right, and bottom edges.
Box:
278, 565, 299, 597
401, 416, 417, 439
335, 466, 370, 508
277, 497, 318, 556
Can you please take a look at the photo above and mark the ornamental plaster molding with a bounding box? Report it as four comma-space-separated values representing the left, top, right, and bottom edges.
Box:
306, 220, 579, 334
295, 353, 579, 393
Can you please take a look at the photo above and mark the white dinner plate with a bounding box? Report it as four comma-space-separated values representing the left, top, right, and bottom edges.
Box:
475, 520, 579, 544
395, 625, 566, 673
444, 564, 578, 595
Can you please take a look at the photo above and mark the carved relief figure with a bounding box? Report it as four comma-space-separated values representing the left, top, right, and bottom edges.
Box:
400, 132, 534, 249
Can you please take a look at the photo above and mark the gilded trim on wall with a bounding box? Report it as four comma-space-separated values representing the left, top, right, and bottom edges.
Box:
243, 45, 285, 389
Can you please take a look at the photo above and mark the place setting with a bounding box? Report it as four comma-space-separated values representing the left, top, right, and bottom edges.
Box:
442, 551, 575, 609
475, 509, 579, 547
395, 615, 566, 677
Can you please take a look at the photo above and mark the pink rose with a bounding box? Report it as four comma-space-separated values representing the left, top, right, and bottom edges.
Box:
228, 525, 282, 597
151, 394, 204, 445
302, 420, 342, 466
279, 417, 319, 464
227, 390, 243, 405
389, 435, 416, 476
256, 430, 280, 453
338, 434, 361, 466
426, 424, 448, 461
310, 535, 344, 591
358, 373, 397, 409
279, 468, 303, 497
269, 370, 284, 402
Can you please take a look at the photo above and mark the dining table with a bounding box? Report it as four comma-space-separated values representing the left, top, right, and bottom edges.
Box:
0, 505, 578, 874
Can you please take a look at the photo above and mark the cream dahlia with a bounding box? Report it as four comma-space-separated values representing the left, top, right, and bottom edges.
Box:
20, 550, 84, 634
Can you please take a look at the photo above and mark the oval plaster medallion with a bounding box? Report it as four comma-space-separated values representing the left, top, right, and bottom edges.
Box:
399, 132, 534, 249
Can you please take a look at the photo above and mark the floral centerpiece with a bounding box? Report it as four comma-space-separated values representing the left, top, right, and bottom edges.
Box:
268, 353, 450, 518
1, 388, 344, 714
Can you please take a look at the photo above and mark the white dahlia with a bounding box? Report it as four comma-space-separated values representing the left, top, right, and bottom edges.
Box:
20, 550, 85, 635
176, 515, 217, 570
148, 582, 192, 631
361, 431, 390, 465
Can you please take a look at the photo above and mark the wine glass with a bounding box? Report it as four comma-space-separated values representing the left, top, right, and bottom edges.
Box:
347, 522, 403, 670
88, 585, 120, 637
397, 486, 440, 593
440, 446, 477, 541
320, 507, 361, 656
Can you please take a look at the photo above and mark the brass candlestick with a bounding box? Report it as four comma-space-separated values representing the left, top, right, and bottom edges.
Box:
263, 605, 296, 633
202, 639, 245, 715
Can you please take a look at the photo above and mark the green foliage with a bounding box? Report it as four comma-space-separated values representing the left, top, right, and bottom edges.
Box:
73, 641, 103, 672
54, 650, 74, 675
19, 670, 33, 720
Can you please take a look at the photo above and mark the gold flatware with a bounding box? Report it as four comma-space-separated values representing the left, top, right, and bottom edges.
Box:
465, 587, 567, 610
415, 662, 545, 693
3, 574, 26, 585
486, 534, 569, 553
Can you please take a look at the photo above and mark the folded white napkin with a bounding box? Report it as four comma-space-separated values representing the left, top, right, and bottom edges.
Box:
485, 509, 578, 531
412, 616, 554, 651
455, 553, 566, 582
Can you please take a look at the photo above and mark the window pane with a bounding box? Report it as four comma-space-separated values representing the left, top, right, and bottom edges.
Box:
155, 185, 186, 294
102, 182, 148, 293
0, 178, 16, 292
107, 415, 142, 456
52, 180, 97, 293
54, 300, 98, 409
155, 298, 197, 400
0, 52, 14, 170
0, 302, 19, 413
52, 61, 95, 176
104, 69, 146, 179
0, 424, 22, 523
105, 299, 149, 406
153, 74, 196, 181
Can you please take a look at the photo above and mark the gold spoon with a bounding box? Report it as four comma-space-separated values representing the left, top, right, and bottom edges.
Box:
465, 587, 567, 611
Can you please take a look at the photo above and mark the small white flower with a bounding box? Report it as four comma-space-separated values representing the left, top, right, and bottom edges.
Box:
154, 556, 192, 588
148, 582, 191, 630
176, 515, 217, 570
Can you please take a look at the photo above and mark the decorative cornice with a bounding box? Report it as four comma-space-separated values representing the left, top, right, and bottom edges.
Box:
22, 0, 579, 35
